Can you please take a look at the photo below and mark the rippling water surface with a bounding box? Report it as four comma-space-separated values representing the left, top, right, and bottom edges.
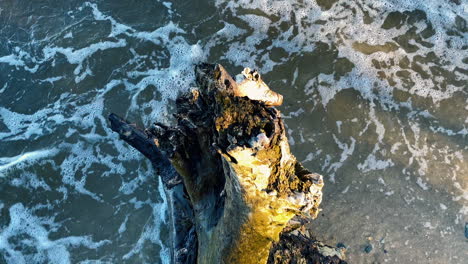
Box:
0, 0, 467, 263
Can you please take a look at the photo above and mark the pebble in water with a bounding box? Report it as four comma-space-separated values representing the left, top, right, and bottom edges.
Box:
465, 223, 468, 239
364, 244, 373, 254
336, 242, 346, 249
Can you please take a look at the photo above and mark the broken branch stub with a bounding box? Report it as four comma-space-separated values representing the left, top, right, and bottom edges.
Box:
145, 63, 324, 264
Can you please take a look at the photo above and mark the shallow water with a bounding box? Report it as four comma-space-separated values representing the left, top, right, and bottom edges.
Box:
0, 0, 467, 263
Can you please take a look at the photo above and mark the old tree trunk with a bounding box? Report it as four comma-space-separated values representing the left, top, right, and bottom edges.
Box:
109, 64, 346, 264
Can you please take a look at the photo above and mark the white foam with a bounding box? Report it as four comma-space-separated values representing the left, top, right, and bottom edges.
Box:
453, 182, 468, 213
378, 177, 386, 185
306, 74, 339, 107
118, 216, 129, 234
391, 142, 402, 154
0, 204, 110, 264
327, 135, 356, 182
42, 39, 127, 83
369, 107, 385, 143
342, 185, 350, 194
123, 177, 169, 263
357, 145, 394, 173
0, 149, 58, 173
416, 177, 430, 190
39, 76, 63, 84
400, 121, 430, 176
292, 67, 299, 85
423, 221, 437, 230
0, 97, 70, 141
459, 205, 468, 216
0, 83, 7, 94
430, 125, 468, 136
0, 54, 25, 67
283, 108, 305, 119
0, 0, 466, 262
108, 20, 206, 123
288, 128, 295, 145
302, 150, 322, 163
0, 50, 39, 73
0, 88, 130, 201
10, 172, 51, 191
162, 2, 173, 12
216, 0, 466, 104
84, 2, 133, 37
58, 138, 129, 201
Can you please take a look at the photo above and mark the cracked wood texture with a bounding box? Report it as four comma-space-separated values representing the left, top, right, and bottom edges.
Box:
109, 63, 346, 264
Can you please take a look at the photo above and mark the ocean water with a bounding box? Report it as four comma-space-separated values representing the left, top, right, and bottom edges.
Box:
0, 0, 466, 263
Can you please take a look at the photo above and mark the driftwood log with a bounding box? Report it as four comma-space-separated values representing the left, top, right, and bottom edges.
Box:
109, 63, 346, 264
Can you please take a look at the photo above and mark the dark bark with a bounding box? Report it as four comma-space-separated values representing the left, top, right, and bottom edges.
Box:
109, 63, 346, 264
108, 113, 197, 263
268, 230, 346, 264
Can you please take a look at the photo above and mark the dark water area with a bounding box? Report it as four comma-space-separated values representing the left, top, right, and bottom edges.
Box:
0, 0, 467, 263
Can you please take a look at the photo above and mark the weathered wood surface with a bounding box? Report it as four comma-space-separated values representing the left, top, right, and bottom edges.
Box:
269, 218, 346, 264
109, 114, 196, 264
109, 63, 346, 264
